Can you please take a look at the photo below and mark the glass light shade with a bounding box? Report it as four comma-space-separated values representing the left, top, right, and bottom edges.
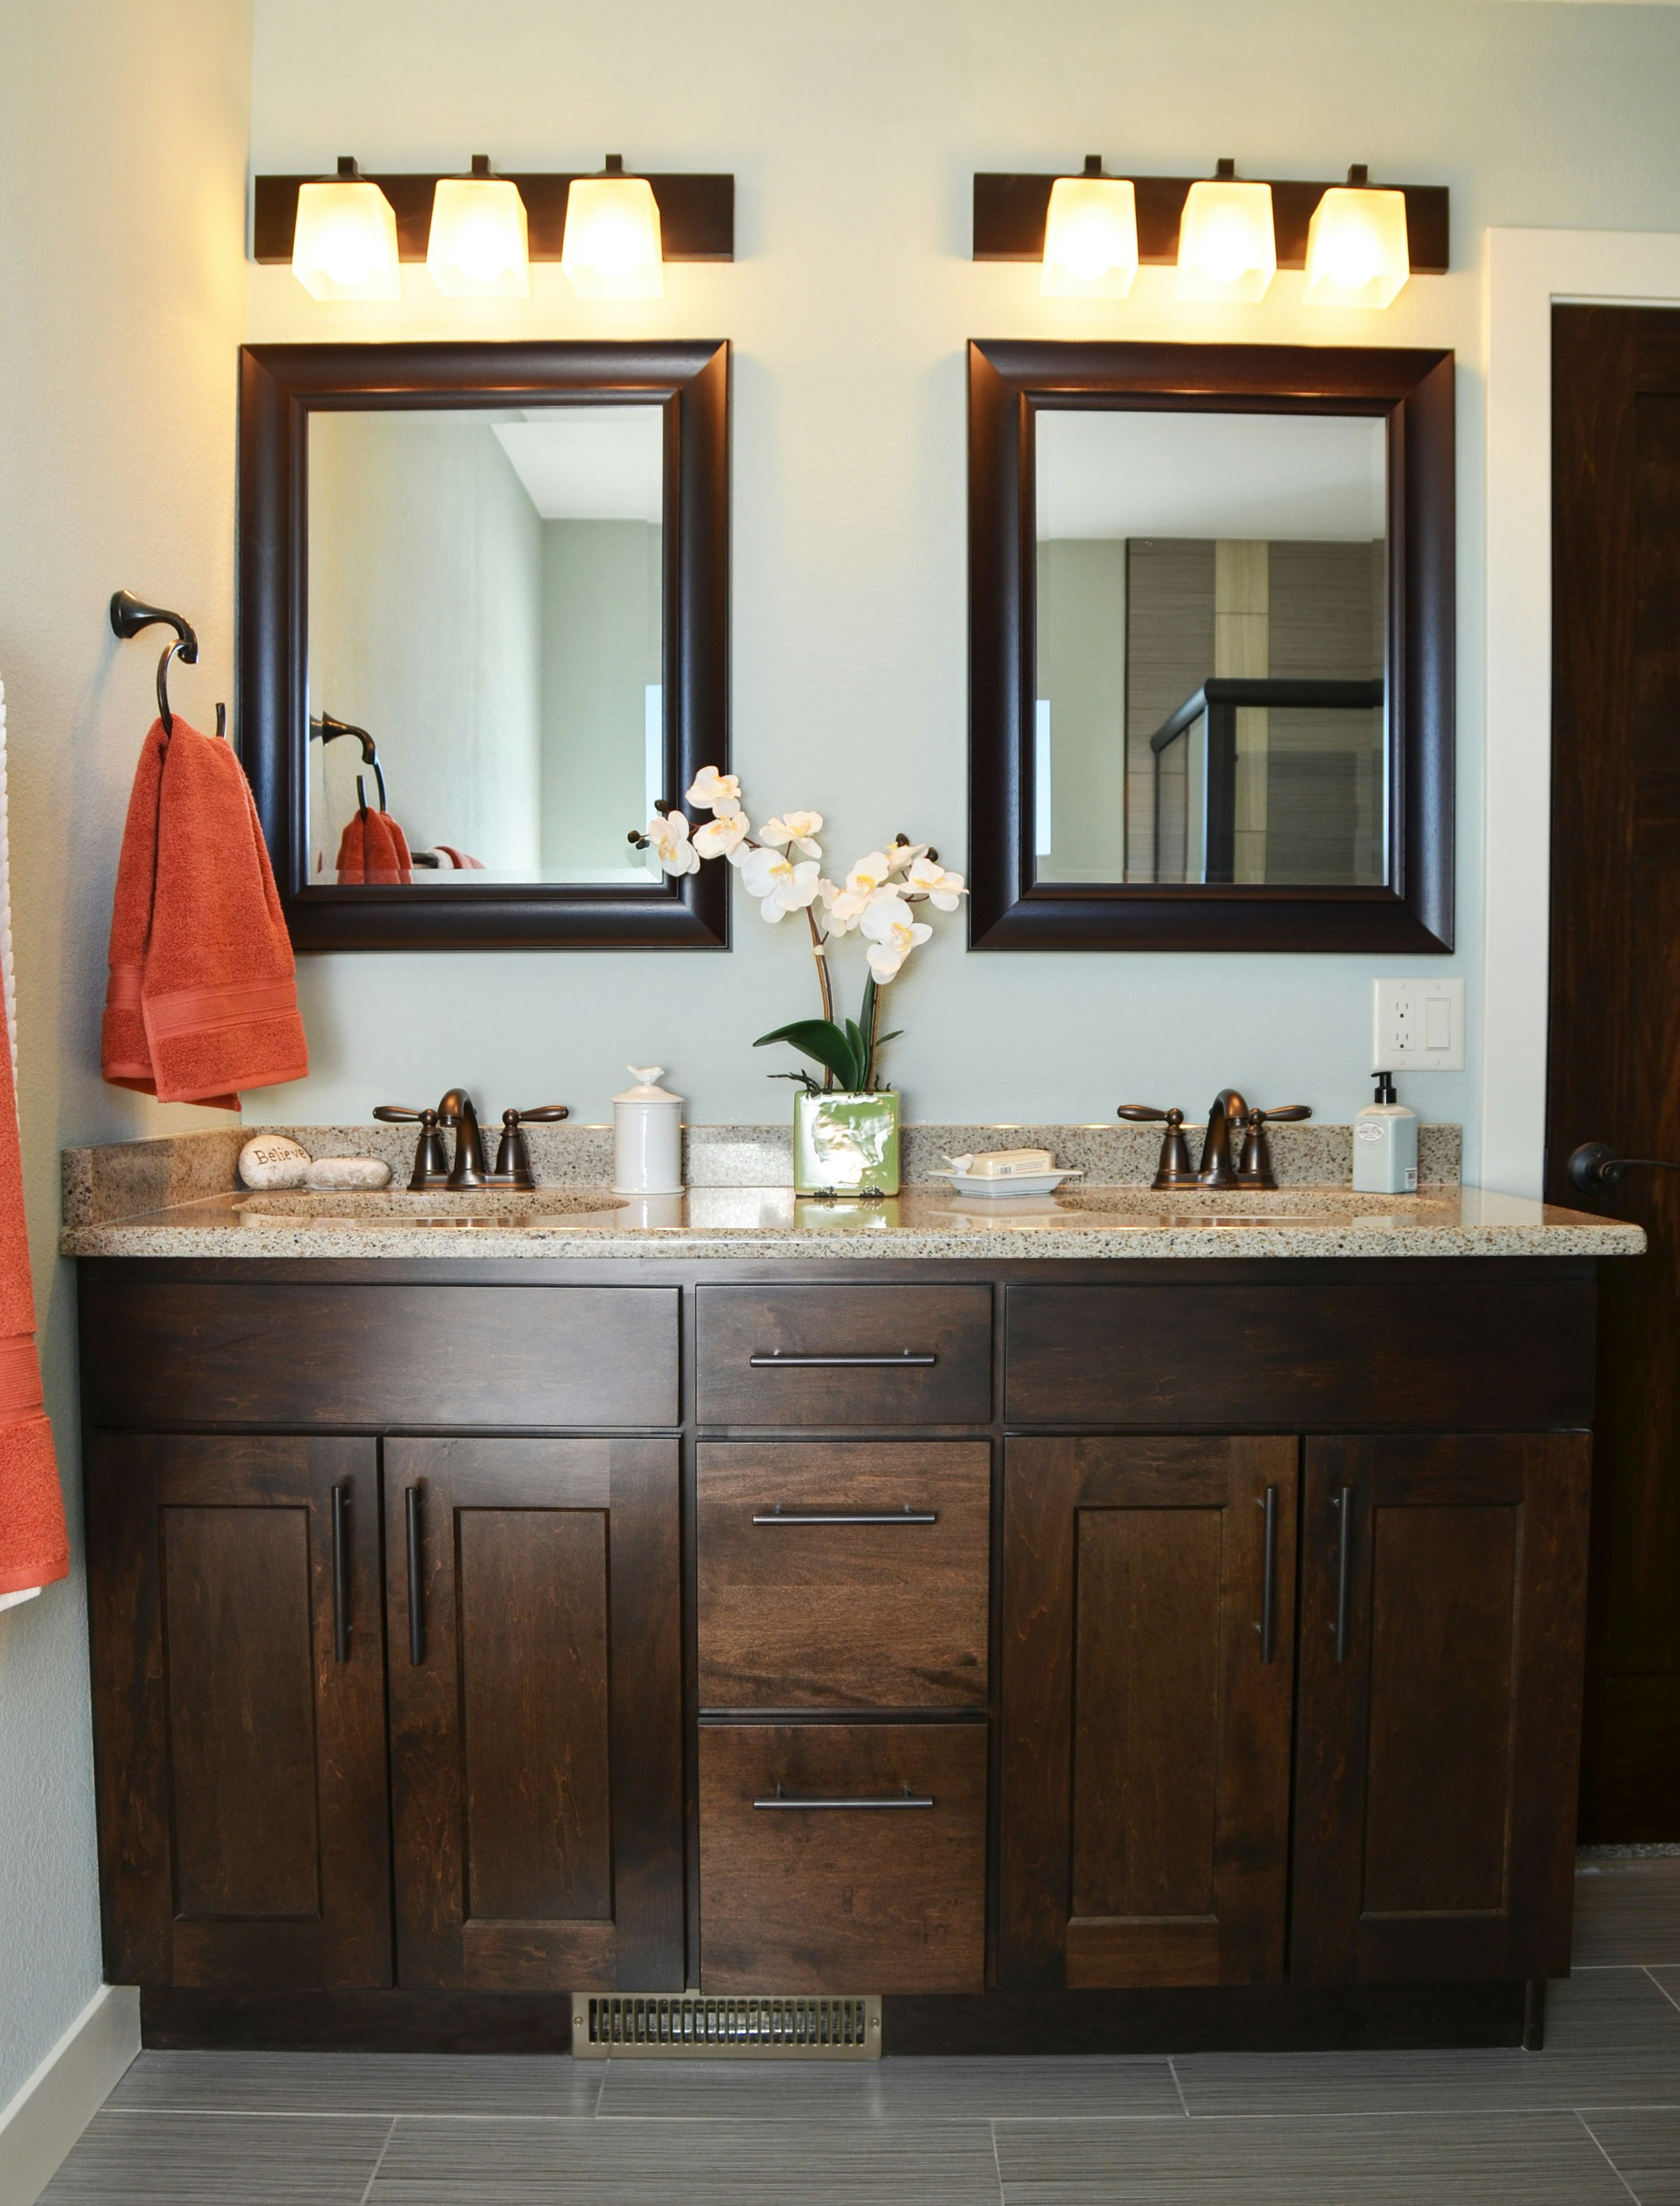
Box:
561, 175, 664, 300
1176, 178, 1276, 302
291, 179, 401, 301
1041, 176, 1139, 299
1302, 185, 1410, 309
427, 176, 530, 297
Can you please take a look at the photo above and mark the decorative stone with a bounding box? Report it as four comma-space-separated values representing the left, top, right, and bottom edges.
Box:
303, 1155, 393, 1191
238, 1133, 311, 1190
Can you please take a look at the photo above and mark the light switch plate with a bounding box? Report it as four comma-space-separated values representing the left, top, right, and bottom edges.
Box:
1372, 977, 1465, 1072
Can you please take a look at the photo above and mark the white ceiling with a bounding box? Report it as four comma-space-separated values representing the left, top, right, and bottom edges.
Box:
1035, 408, 1386, 543
492, 406, 664, 523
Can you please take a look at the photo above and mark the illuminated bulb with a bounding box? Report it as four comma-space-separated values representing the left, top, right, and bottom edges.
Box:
1303, 184, 1410, 309
1176, 176, 1276, 303
561, 158, 664, 300
1041, 173, 1139, 299
291, 160, 400, 301
428, 161, 530, 297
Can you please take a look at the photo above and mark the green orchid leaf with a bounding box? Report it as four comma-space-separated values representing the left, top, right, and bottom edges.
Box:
754, 1018, 863, 1092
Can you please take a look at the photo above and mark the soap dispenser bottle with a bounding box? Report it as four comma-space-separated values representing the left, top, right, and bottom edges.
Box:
1353, 1071, 1419, 1194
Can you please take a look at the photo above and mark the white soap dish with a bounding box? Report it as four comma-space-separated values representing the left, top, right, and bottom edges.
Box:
935, 1167, 1081, 1199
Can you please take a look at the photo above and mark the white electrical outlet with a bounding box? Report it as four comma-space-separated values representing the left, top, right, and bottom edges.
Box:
1372, 978, 1465, 1072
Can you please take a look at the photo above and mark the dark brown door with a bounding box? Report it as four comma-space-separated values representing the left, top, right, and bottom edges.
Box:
1551, 304, 1680, 1838
1293, 1434, 1590, 1984
85, 1434, 390, 1989
999, 1435, 1297, 1989
385, 1437, 683, 1992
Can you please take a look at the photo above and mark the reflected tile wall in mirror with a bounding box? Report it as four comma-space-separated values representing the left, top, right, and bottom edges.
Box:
1033, 408, 1388, 890
306, 403, 666, 889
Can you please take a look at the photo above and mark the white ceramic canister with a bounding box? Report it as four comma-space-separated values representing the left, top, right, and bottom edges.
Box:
612, 1066, 684, 1195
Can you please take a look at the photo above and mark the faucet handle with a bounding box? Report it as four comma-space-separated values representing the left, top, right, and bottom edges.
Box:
1117, 1103, 1176, 1121
508, 1105, 570, 1124
1119, 1105, 1199, 1191
373, 1105, 449, 1190
373, 1104, 428, 1123
1253, 1104, 1311, 1123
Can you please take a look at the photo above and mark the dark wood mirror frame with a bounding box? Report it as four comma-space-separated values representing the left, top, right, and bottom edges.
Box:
238, 339, 729, 951
968, 339, 1454, 952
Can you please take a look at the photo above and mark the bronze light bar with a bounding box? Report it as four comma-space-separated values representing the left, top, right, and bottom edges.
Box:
252, 164, 735, 264
973, 157, 1448, 273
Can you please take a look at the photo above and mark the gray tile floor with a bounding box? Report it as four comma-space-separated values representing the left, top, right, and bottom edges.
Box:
39, 1856, 1680, 2204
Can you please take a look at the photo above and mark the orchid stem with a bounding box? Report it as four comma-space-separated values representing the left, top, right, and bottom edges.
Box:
804, 904, 836, 1087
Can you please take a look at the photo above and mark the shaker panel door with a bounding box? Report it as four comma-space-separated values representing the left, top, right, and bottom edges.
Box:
385, 1438, 683, 1993
85, 1434, 390, 1989
1000, 1435, 1298, 1989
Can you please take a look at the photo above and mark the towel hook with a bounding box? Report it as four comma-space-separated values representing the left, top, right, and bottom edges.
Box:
311, 713, 387, 812
107, 590, 224, 740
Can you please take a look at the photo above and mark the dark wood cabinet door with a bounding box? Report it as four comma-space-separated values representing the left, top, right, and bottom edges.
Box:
1000, 1435, 1298, 1990
85, 1434, 390, 1989
385, 1438, 683, 1993
1293, 1433, 1592, 1984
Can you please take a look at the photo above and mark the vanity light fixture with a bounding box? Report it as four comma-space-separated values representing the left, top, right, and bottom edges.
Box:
427, 155, 530, 298
290, 157, 401, 301
561, 155, 664, 300
1302, 166, 1411, 309
1040, 156, 1139, 299
1175, 160, 1275, 302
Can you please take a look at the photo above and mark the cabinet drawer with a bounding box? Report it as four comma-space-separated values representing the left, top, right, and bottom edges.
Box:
699, 1723, 986, 1993
696, 1285, 992, 1427
697, 1443, 990, 1709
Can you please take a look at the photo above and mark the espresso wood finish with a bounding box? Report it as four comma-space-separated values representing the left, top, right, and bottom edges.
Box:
239, 340, 729, 950
80, 1280, 680, 1429
84, 1434, 390, 1990
1000, 1436, 1298, 1991
384, 1438, 683, 1992
1549, 304, 1680, 1839
968, 340, 1455, 952
695, 1284, 993, 1427
1004, 1271, 1596, 1431
697, 1442, 990, 1708
253, 171, 735, 263
1292, 1433, 1591, 1984
699, 1722, 988, 1994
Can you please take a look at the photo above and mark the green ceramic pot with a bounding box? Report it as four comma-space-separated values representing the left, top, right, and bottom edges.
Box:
793, 1089, 901, 1197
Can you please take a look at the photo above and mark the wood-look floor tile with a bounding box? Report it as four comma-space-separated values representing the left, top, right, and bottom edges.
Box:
1581, 2106, 1680, 2203
1574, 1858, 1680, 1966
107, 2051, 601, 2117
1174, 1969, 1680, 2117
994, 2111, 1631, 2203
595, 2053, 1181, 2122
36, 2109, 391, 2203
366, 2115, 1004, 2203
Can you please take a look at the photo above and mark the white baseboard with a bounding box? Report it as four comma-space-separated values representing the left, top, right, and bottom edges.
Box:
0, 1985, 140, 2206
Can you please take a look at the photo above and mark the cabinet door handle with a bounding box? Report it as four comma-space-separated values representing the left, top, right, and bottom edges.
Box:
754, 1787, 934, 1810
330, 1484, 350, 1663
405, 1484, 425, 1666
1257, 1484, 1278, 1665
752, 1507, 938, 1526
749, 1351, 937, 1368
1332, 1483, 1354, 1662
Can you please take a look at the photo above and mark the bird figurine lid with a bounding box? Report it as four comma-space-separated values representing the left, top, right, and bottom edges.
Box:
613, 1066, 683, 1105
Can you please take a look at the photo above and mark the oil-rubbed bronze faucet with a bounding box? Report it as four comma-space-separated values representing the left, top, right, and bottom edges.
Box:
374, 1093, 570, 1191
1119, 1091, 1312, 1190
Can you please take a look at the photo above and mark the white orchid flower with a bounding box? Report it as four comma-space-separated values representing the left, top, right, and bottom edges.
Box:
905, 855, 966, 910
860, 892, 933, 980
761, 810, 824, 858
818, 852, 893, 935
693, 810, 749, 859
886, 839, 930, 874
686, 766, 742, 816
739, 844, 823, 922
646, 811, 700, 876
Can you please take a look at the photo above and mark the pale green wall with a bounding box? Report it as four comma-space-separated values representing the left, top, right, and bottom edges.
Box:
240, 0, 1680, 1163
539, 520, 663, 878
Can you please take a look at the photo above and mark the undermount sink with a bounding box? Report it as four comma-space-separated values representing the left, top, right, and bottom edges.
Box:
235, 1188, 628, 1229
1052, 1186, 1429, 1218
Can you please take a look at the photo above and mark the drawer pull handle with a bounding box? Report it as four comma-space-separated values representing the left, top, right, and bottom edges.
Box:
405, 1484, 425, 1667
754, 1784, 934, 1811
1256, 1483, 1278, 1665
749, 1351, 938, 1368
1332, 1483, 1354, 1663
330, 1483, 350, 1664
752, 1505, 938, 1527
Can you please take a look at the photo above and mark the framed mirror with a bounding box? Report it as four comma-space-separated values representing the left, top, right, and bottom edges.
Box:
239, 340, 729, 949
968, 341, 1454, 951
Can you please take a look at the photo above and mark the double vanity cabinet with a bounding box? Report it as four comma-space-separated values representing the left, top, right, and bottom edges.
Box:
70, 1197, 1633, 2056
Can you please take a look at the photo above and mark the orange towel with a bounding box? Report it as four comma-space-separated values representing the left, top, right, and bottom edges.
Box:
0, 1027, 65, 1598
335, 807, 413, 885
102, 717, 309, 1110
435, 844, 485, 870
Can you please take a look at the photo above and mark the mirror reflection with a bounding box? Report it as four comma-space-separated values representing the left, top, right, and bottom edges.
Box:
306, 403, 666, 887
1034, 408, 1387, 888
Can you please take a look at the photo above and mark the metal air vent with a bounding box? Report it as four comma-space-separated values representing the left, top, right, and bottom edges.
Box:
573, 1994, 882, 2058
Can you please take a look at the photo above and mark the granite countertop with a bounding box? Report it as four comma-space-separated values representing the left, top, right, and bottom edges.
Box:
59, 1124, 1645, 1261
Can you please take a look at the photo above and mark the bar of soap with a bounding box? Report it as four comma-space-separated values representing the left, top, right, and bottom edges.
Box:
947, 1147, 1056, 1179
303, 1156, 392, 1191
238, 1134, 310, 1190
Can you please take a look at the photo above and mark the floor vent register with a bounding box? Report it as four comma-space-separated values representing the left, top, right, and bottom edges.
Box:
573, 1995, 882, 2058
